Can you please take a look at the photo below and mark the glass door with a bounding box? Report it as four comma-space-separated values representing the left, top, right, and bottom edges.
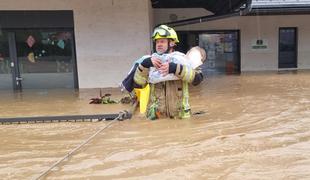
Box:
199, 31, 240, 75
15, 29, 76, 89
178, 30, 240, 75
279, 27, 297, 68
0, 31, 13, 90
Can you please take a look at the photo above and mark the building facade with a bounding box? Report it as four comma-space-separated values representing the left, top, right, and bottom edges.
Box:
0, 0, 309, 90
0, 0, 153, 90
156, 9, 310, 73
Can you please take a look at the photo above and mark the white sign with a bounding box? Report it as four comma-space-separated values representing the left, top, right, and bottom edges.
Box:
251, 39, 268, 50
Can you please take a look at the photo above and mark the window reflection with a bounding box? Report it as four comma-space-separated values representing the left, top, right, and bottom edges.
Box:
0, 32, 10, 74
199, 32, 239, 74
16, 30, 73, 73
279, 29, 295, 51
0, 31, 13, 89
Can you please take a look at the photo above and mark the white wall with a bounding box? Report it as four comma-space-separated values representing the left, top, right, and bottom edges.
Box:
238, 15, 310, 71
154, 9, 310, 71
0, 0, 152, 88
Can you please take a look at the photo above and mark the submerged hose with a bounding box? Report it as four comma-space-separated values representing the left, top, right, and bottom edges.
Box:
34, 109, 133, 180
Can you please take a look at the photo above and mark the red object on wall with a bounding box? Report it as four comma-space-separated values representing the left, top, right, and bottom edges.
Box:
226, 61, 234, 74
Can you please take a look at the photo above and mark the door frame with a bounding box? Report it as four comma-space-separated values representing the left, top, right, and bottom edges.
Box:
7, 32, 21, 90
278, 27, 298, 69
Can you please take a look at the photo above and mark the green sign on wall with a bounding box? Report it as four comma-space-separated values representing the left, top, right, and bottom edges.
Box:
252, 39, 268, 50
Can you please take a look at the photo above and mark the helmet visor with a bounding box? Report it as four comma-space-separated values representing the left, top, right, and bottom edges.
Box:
152, 28, 171, 39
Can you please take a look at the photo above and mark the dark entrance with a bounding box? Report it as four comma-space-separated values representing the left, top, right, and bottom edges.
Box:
278, 27, 297, 69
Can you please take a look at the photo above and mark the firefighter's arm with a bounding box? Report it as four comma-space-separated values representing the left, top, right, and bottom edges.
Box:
168, 62, 204, 86
133, 57, 162, 87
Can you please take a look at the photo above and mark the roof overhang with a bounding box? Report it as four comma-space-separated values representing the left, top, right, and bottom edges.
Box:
151, 0, 247, 15
152, 0, 310, 27
248, 0, 310, 15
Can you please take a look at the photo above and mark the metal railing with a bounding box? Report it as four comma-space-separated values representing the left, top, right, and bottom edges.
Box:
0, 112, 132, 124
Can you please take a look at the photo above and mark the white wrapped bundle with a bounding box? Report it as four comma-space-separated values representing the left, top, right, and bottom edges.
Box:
149, 46, 206, 84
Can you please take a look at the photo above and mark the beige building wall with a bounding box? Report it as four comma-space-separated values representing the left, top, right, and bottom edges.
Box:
0, 0, 152, 88
153, 8, 212, 26
155, 9, 310, 71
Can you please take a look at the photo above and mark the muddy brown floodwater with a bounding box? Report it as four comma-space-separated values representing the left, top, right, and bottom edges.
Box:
0, 71, 309, 179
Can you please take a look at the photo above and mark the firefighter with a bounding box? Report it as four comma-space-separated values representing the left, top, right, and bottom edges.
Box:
134, 25, 205, 119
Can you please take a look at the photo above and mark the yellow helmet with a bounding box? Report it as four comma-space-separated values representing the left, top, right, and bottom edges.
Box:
152, 25, 179, 43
